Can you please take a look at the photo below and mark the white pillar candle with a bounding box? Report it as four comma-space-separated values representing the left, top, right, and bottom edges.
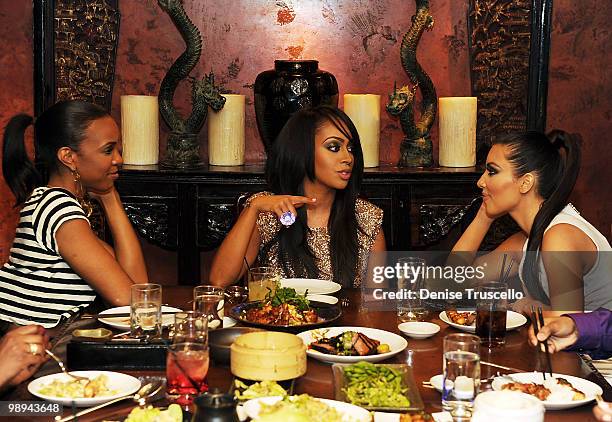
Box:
438, 97, 477, 167
343, 94, 380, 167
120, 95, 159, 165
208, 94, 245, 166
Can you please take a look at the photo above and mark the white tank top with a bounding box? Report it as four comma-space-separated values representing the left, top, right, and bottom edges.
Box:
519, 204, 612, 310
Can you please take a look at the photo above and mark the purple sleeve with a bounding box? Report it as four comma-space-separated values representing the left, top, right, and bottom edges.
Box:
564, 309, 612, 358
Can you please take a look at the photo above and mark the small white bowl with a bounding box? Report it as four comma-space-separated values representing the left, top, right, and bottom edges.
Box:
398, 321, 440, 339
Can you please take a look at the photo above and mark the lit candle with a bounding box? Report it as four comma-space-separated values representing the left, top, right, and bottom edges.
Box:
120, 95, 159, 165
438, 97, 477, 167
343, 94, 380, 167
208, 94, 245, 166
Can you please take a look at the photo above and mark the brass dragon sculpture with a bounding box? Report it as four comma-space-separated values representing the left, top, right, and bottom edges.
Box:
387, 0, 437, 167
158, 0, 226, 167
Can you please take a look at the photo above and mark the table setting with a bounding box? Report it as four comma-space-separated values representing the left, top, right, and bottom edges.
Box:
2, 272, 611, 422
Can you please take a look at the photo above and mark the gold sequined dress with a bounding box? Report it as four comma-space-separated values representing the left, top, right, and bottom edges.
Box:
247, 192, 383, 287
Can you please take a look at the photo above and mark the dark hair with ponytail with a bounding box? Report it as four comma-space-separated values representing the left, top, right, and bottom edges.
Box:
493, 130, 581, 304
2, 100, 109, 205
264, 105, 365, 287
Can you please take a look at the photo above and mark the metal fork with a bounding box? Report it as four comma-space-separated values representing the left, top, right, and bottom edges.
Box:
45, 349, 89, 382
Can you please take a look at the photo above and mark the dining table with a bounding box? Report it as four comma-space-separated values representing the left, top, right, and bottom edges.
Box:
2, 286, 611, 421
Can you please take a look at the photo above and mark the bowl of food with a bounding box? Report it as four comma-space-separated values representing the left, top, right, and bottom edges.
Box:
209, 327, 264, 364
398, 322, 440, 339
231, 331, 307, 381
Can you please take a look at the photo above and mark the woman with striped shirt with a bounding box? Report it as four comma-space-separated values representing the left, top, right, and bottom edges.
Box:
0, 100, 148, 328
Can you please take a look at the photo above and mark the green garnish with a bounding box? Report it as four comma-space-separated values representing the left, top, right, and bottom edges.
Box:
263, 287, 310, 311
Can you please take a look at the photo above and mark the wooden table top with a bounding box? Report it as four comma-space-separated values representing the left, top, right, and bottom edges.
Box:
3, 287, 609, 421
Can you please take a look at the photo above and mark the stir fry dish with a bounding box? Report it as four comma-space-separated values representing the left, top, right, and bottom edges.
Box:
446, 310, 476, 326
245, 288, 318, 326
309, 330, 390, 356
37, 374, 117, 398
234, 380, 287, 401
125, 404, 182, 422
400, 412, 433, 421
501, 377, 586, 401
342, 362, 411, 408
257, 394, 343, 422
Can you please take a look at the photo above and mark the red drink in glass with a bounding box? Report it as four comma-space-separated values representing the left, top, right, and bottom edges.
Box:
166, 342, 209, 407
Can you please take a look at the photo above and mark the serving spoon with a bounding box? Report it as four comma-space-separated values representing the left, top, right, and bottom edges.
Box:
54, 381, 162, 422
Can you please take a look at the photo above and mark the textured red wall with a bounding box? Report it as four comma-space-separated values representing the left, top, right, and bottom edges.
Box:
111, 0, 471, 164
0, 2, 33, 263
547, 1, 612, 239
0, 1, 610, 268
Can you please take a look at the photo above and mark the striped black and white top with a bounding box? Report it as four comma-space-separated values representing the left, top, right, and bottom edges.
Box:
0, 187, 97, 327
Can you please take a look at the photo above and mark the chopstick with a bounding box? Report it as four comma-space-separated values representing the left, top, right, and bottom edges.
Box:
480, 361, 528, 373
531, 305, 553, 379
537, 306, 553, 378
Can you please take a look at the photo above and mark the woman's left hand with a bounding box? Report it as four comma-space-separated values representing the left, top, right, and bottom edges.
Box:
510, 297, 547, 315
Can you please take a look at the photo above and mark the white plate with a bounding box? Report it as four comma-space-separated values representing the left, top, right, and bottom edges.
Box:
439, 310, 527, 333
297, 326, 408, 364
491, 372, 603, 410
280, 278, 341, 295
243, 395, 370, 422
429, 374, 453, 393
28, 371, 141, 407
98, 305, 182, 330
306, 294, 339, 305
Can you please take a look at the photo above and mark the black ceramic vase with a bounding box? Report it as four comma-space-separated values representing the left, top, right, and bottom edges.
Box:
254, 60, 339, 153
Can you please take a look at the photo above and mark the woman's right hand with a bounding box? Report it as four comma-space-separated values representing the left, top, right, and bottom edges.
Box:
250, 194, 317, 219
475, 202, 497, 226
0, 325, 49, 389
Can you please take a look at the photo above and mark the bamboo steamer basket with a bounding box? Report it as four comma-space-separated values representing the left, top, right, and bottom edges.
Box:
230, 331, 307, 380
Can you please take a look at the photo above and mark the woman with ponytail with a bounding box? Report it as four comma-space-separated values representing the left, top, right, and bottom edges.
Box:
210, 105, 385, 288
0, 100, 148, 329
452, 130, 611, 313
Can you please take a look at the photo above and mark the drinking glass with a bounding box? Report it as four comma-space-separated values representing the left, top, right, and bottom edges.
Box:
475, 281, 508, 348
247, 266, 278, 301
396, 257, 427, 322
172, 311, 208, 345
130, 283, 162, 337
193, 285, 224, 329
166, 342, 210, 408
224, 285, 248, 317
442, 333, 481, 420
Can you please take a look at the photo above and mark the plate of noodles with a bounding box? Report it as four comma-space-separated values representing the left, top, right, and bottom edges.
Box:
28, 370, 141, 407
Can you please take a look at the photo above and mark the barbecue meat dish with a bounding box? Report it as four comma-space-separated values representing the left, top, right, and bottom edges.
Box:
246, 303, 318, 326
446, 310, 476, 325
501, 382, 551, 400
309, 331, 382, 356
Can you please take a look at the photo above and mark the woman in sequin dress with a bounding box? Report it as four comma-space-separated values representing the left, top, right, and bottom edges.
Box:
210, 106, 385, 288
451, 130, 611, 313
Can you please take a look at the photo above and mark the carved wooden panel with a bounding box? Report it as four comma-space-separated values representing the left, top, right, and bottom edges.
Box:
34, 0, 120, 114
124, 203, 176, 249
468, 0, 552, 162
198, 202, 235, 250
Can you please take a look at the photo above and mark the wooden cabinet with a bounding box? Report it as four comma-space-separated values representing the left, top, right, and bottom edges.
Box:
115, 164, 483, 284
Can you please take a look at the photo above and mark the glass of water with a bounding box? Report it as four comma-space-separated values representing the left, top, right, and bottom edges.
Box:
130, 283, 162, 337
193, 285, 224, 330
172, 311, 208, 345
442, 333, 481, 421
397, 257, 427, 321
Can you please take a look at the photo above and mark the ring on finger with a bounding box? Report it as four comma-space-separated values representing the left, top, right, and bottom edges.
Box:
28, 343, 40, 355
279, 211, 296, 227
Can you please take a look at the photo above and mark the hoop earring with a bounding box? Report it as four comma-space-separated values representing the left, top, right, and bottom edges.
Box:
71, 169, 93, 218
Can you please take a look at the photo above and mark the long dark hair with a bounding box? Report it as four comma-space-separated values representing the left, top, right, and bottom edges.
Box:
2, 100, 109, 205
264, 105, 365, 287
493, 130, 581, 303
